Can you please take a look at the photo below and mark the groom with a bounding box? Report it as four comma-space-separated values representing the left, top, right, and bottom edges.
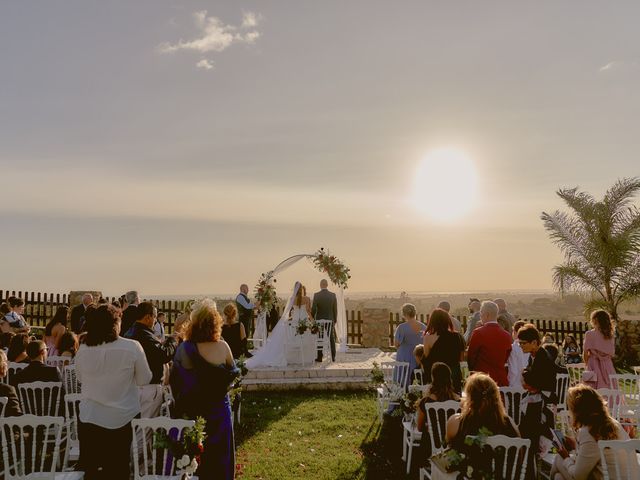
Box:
312, 279, 338, 362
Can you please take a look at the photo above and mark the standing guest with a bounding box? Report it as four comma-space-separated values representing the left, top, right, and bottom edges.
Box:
124, 301, 177, 417
423, 309, 465, 392
518, 323, 558, 478
170, 299, 239, 480
550, 385, 629, 480
75, 304, 152, 480
235, 284, 256, 339
463, 298, 482, 344
221, 303, 248, 359
437, 301, 461, 332
70, 293, 94, 334
562, 335, 582, 365
4, 296, 30, 334
0, 350, 22, 416
416, 362, 461, 432
154, 311, 166, 340
0, 302, 11, 333
494, 298, 516, 332
44, 306, 68, 357
583, 310, 616, 390
312, 279, 338, 362
57, 331, 79, 358
120, 290, 140, 335
394, 304, 427, 379
467, 301, 512, 386
507, 320, 530, 388
7, 333, 30, 363
11, 340, 61, 388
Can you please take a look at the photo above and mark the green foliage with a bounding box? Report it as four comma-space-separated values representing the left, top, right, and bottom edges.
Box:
370, 361, 384, 386
153, 416, 206, 465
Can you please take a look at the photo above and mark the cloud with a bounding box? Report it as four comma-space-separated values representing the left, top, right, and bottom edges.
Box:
196, 59, 214, 70
599, 60, 640, 73
242, 12, 260, 28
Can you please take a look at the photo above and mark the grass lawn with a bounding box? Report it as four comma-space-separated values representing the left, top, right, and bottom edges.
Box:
235, 390, 406, 480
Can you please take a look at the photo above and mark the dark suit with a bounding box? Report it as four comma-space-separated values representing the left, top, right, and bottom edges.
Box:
121, 305, 139, 336
124, 322, 177, 384
11, 360, 61, 388
312, 288, 338, 361
0, 382, 23, 416
70, 304, 87, 334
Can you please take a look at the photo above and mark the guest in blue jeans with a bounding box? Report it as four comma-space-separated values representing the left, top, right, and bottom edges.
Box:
394, 303, 426, 386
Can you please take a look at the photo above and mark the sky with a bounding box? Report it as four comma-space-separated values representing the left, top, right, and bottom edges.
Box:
1, 1, 639, 296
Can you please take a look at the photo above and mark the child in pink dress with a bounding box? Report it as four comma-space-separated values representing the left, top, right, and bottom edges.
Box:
583, 310, 616, 390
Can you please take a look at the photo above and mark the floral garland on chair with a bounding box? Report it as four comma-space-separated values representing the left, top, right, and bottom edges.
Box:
153, 416, 207, 478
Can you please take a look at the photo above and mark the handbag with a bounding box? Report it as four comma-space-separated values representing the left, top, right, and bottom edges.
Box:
582, 370, 597, 384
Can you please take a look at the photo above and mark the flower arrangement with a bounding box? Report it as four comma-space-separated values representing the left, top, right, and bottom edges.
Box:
312, 248, 351, 289
370, 362, 385, 386
254, 272, 278, 312
430, 427, 495, 479
398, 389, 422, 416
295, 317, 317, 335
153, 416, 207, 478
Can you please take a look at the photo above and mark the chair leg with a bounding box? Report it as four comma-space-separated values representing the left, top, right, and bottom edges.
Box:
406, 443, 413, 475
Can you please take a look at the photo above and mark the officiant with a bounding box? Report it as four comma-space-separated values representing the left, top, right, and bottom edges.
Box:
312, 279, 338, 362
235, 284, 256, 338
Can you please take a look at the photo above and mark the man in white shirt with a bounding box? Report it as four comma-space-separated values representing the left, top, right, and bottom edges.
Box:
507, 320, 530, 388
236, 284, 256, 338
437, 301, 461, 332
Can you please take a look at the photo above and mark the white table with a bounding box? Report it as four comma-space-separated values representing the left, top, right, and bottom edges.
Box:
285, 331, 317, 365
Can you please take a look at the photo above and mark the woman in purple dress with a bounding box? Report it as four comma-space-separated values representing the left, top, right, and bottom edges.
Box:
583, 310, 616, 390
394, 304, 427, 384
171, 299, 239, 480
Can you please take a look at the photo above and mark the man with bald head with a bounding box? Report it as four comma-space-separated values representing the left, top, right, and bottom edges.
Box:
236, 284, 256, 338
437, 301, 461, 333
494, 298, 516, 333
70, 293, 94, 334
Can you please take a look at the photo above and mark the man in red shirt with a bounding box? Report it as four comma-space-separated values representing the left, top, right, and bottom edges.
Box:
467, 301, 512, 386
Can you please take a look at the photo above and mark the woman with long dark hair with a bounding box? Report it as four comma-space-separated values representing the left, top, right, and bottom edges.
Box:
416, 362, 460, 432
7, 333, 29, 363
44, 306, 68, 357
583, 310, 616, 389
422, 309, 465, 392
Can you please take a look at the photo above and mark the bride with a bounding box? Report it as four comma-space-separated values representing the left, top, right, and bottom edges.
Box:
246, 281, 313, 368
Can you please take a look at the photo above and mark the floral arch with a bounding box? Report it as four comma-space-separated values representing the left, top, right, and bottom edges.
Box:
253, 248, 351, 352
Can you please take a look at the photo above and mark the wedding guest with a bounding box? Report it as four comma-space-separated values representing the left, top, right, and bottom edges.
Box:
446, 373, 520, 450
413, 344, 425, 375
312, 279, 338, 362
221, 303, 248, 359
394, 303, 427, 381
550, 385, 629, 480
467, 301, 512, 386
266, 300, 280, 332
170, 299, 239, 480
494, 298, 516, 332
423, 309, 465, 392
562, 335, 582, 365
416, 362, 461, 432
0, 350, 22, 416
154, 311, 166, 340
121, 290, 140, 335
0, 302, 11, 333
463, 298, 482, 343
507, 320, 530, 388
437, 301, 461, 332
543, 333, 556, 345
174, 300, 195, 341
235, 284, 256, 338
1, 331, 15, 350
70, 293, 94, 334
11, 340, 61, 388
124, 301, 177, 417
75, 304, 152, 479
4, 296, 30, 334
44, 306, 68, 357
7, 333, 29, 363
583, 310, 616, 390
57, 331, 79, 358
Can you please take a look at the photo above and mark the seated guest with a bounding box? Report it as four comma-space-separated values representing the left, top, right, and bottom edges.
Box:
120, 290, 140, 336
221, 303, 249, 359
423, 309, 465, 392
171, 299, 239, 480
0, 350, 22, 416
413, 344, 424, 375
75, 304, 152, 479
551, 385, 629, 480
1, 331, 15, 351
562, 335, 582, 365
542, 333, 556, 345
7, 333, 30, 363
507, 320, 530, 388
44, 306, 68, 357
124, 301, 177, 417
4, 296, 30, 334
11, 340, 61, 387
394, 303, 427, 378
57, 331, 79, 358
0, 302, 11, 333
416, 362, 461, 432
467, 301, 512, 386
542, 343, 568, 373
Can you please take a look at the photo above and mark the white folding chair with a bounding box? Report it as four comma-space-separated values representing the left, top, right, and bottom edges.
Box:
402, 412, 422, 475
555, 373, 570, 412
0, 414, 83, 479
63, 364, 81, 394
6, 362, 26, 385
419, 400, 461, 480
131, 417, 197, 479
484, 434, 530, 480
499, 387, 529, 426
63, 393, 82, 469
0, 396, 7, 417
315, 320, 333, 363
609, 374, 640, 406
284, 322, 306, 366
376, 361, 411, 421
599, 388, 639, 434
598, 439, 640, 480
46, 355, 73, 376
567, 363, 586, 387
413, 369, 424, 386
18, 381, 63, 416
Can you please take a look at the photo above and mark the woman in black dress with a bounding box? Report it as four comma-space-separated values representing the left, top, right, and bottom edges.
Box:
221, 303, 248, 359
422, 309, 465, 393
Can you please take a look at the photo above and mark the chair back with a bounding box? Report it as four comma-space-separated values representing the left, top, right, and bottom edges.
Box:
414, 369, 424, 386
556, 409, 573, 437
567, 363, 586, 387
63, 364, 81, 394
499, 387, 528, 426
609, 374, 639, 406
45, 355, 72, 373
6, 362, 26, 385
484, 434, 530, 480
555, 373, 570, 410
598, 439, 640, 480
315, 320, 333, 343
0, 396, 7, 417
18, 381, 63, 416
425, 400, 461, 455
131, 417, 196, 478
381, 361, 411, 390
0, 415, 64, 478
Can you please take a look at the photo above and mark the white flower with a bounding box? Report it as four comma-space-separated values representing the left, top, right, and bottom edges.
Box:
186, 458, 198, 474
176, 454, 191, 469
467, 466, 474, 477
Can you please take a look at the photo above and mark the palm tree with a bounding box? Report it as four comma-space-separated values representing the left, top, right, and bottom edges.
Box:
541, 177, 640, 321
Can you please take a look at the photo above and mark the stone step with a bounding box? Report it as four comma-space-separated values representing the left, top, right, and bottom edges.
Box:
243, 376, 371, 391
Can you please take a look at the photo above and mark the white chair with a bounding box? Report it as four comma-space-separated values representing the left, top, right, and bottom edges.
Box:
314, 320, 333, 363
284, 322, 305, 366
18, 381, 63, 416
6, 362, 26, 385
0, 396, 7, 417
598, 439, 640, 480
555, 373, 571, 411
484, 434, 530, 480
567, 363, 586, 387
609, 374, 640, 406
46, 355, 73, 375
402, 412, 422, 475
376, 361, 411, 421
598, 388, 639, 433
413, 369, 424, 386
419, 400, 461, 480
499, 387, 529, 426
63, 364, 81, 394
131, 417, 197, 479
63, 393, 82, 469
0, 414, 84, 479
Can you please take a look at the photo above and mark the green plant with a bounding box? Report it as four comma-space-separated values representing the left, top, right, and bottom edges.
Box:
153, 416, 206, 475
370, 362, 384, 386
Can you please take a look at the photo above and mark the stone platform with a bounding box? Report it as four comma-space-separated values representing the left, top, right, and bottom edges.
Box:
243, 347, 396, 391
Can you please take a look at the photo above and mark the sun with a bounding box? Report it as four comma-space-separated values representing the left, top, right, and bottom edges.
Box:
411, 148, 479, 222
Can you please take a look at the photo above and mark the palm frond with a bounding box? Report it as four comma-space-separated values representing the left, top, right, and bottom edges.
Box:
552, 263, 606, 300
603, 177, 640, 215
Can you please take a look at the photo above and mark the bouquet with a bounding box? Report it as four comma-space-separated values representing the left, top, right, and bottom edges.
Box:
254, 272, 278, 312
153, 416, 206, 478
430, 427, 495, 479
295, 318, 314, 335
